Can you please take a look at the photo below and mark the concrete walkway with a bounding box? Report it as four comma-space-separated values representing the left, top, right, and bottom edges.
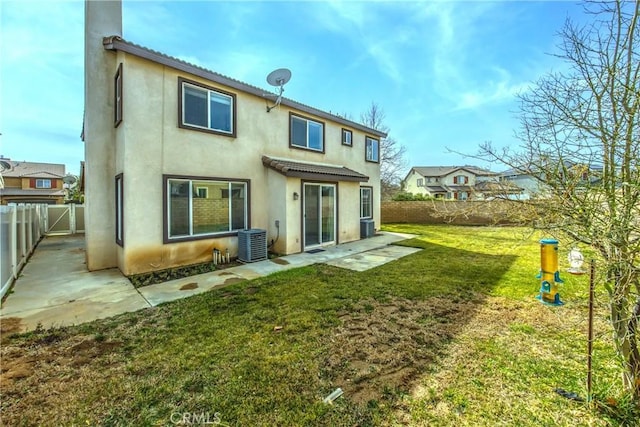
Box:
1, 232, 419, 332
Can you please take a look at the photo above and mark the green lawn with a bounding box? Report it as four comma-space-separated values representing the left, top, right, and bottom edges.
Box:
1, 225, 637, 426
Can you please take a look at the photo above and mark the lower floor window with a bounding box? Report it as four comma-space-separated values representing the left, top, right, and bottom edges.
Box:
115, 174, 123, 246
360, 187, 373, 218
166, 177, 248, 240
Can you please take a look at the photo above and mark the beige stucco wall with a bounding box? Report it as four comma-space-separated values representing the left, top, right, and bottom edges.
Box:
403, 170, 428, 195
105, 53, 380, 275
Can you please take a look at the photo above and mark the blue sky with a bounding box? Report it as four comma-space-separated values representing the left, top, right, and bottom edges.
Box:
1, 0, 587, 177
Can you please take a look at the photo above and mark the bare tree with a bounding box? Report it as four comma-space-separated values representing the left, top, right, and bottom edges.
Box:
360, 102, 407, 200
480, 1, 640, 401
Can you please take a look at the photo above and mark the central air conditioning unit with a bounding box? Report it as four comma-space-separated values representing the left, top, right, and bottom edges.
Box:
237, 229, 267, 263
360, 219, 375, 238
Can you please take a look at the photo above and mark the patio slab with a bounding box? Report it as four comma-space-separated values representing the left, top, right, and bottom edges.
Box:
325, 245, 422, 272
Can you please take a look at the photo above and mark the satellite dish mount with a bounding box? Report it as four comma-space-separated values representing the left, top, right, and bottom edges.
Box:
265, 68, 291, 112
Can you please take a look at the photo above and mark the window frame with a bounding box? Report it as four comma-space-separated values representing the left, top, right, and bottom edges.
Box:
341, 128, 353, 146
195, 187, 208, 198
115, 174, 124, 246
360, 186, 373, 219
114, 63, 123, 128
289, 112, 325, 153
35, 179, 52, 189
365, 136, 380, 163
417, 178, 424, 186
178, 77, 237, 137
163, 175, 250, 243
453, 175, 469, 184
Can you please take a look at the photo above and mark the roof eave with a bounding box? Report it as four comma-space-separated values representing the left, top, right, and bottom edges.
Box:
103, 36, 387, 139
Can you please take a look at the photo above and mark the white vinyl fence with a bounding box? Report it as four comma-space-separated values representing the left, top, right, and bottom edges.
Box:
0, 204, 85, 299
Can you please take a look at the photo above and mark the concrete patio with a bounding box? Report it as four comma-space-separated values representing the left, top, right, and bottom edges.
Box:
1, 232, 419, 332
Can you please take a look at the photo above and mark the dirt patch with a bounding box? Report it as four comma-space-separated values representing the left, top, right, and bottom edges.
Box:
224, 277, 245, 286
325, 297, 479, 404
1, 334, 123, 389
271, 258, 290, 265
180, 282, 198, 291
1, 317, 24, 337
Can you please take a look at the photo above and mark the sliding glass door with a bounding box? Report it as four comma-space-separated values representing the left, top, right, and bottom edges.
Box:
303, 183, 336, 249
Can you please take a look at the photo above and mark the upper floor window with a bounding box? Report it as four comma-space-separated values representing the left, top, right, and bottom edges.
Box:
342, 128, 353, 146
453, 175, 469, 184
417, 178, 424, 186
365, 137, 379, 163
290, 113, 324, 152
179, 77, 236, 137
114, 63, 123, 128
36, 179, 52, 189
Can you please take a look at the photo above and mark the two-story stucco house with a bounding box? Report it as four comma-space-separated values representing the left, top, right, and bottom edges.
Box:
402, 166, 502, 200
83, 1, 385, 275
0, 159, 66, 205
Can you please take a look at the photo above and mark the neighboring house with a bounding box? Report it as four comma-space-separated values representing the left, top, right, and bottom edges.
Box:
500, 169, 543, 200
500, 163, 603, 200
0, 158, 66, 205
83, 1, 386, 275
402, 166, 515, 200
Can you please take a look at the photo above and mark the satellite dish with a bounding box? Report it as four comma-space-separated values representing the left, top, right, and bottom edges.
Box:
266, 68, 291, 87
0, 160, 12, 172
265, 68, 291, 112
63, 174, 77, 185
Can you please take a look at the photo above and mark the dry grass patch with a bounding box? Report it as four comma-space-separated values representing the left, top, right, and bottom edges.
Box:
326, 297, 479, 404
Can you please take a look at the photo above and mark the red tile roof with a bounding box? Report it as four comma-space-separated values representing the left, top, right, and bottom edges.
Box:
262, 156, 369, 182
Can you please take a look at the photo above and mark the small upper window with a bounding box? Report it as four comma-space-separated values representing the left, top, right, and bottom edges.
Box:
342, 128, 353, 146
179, 78, 235, 136
365, 137, 379, 163
290, 113, 324, 152
36, 179, 52, 189
114, 63, 123, 128
417, 178, 424, 186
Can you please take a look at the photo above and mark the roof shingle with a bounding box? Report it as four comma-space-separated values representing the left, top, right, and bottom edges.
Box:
1, 160, 65, 178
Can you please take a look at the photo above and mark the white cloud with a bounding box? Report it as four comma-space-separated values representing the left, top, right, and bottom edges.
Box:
454, 72, 531, 111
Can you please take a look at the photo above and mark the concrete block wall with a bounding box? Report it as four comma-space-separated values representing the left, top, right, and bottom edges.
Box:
381, 200, 528, 225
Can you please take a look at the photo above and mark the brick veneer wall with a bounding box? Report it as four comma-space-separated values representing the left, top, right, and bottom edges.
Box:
193, 198, 229, 228
170, 197, 230, 234
381, 200, 531, 225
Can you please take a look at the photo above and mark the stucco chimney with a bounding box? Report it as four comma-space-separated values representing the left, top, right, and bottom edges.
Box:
83, 0, 122, 270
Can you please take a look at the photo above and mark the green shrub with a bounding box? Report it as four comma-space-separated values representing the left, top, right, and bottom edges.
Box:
392, 192, 436, 201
